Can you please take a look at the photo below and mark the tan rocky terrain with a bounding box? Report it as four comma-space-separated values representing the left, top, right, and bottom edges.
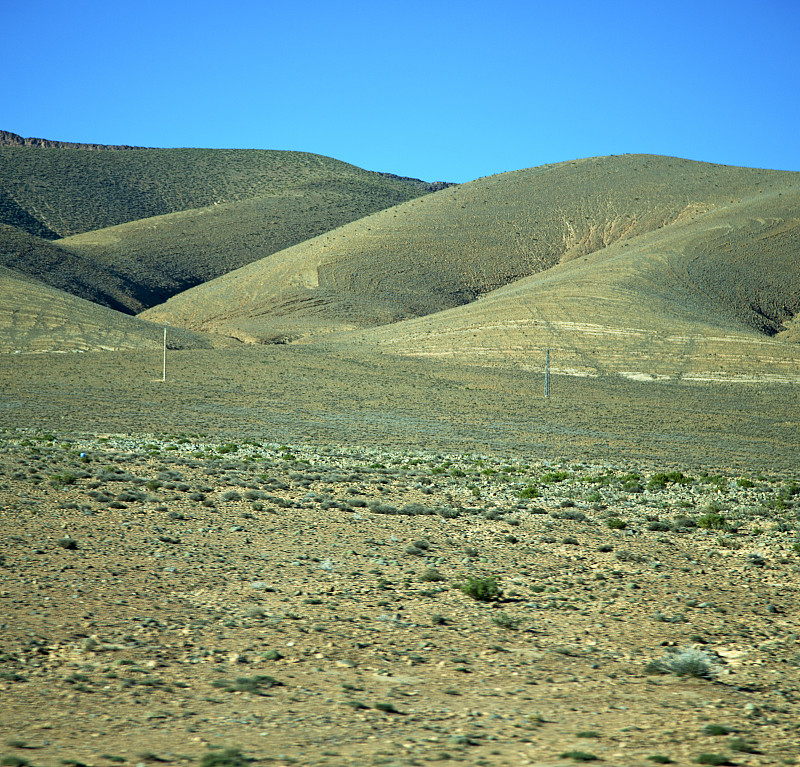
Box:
342, 188, 800, 382
1, 429, 799, 767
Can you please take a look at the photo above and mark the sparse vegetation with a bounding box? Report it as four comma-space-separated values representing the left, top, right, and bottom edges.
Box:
0, 418, 798, 764
560, 751, 599, 762
458, 576, 503, 602
645, 648, 717, 679
198, 749, 250, 767
211, 675, 282, 695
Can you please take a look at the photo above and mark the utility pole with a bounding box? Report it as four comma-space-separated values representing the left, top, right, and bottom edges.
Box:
544, 348, 550, 398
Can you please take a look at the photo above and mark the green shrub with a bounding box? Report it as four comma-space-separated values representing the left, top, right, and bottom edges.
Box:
491, 612, 522, 629
49, 472, 77, 487
519, 484, 540, 499
606, 517, 627, 529
199, 748, 250, 767
1, 757, 31, 767
560, 751, 598, 762
459, 576, 502, 602
419, 568, 446, 583
697, 512, 728, 530
645, 648, 717, 679
693, 755, 733, 766
728, 737, 759, 754
541, 471, 570, 483
648, 471, 692, 489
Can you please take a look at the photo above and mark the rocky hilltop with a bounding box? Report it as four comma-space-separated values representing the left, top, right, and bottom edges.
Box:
0, 129, 144, 150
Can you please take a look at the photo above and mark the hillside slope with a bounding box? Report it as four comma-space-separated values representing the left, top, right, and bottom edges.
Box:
0, 267, 234, 353
340, 188, 800, 380
0, 225, 148, 313
0, 143, 447, 312
141, 155, 800, 347
53, 179, 434, 314
0, 145, 438, 238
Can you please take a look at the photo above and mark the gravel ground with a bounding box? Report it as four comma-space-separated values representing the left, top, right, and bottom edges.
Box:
1, 430, 799, 766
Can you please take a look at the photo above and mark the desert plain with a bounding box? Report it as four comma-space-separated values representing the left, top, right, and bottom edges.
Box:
1, 138, 799, 766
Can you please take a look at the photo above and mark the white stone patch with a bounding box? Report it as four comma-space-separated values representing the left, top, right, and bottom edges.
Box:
618, 371, 672, 382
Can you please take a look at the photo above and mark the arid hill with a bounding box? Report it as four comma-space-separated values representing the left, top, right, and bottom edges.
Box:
141, 155, 800, 372
338, 185, 800, 381
0, 139, 448, 315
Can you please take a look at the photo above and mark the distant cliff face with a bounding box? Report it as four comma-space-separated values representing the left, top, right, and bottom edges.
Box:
0, 130, 144, 150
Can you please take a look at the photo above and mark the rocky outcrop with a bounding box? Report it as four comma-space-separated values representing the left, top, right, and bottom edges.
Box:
0, 129, 145, 150
375, 171, 455, 191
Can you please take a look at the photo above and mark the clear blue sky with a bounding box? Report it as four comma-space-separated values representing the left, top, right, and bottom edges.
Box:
3, 0, 799, 183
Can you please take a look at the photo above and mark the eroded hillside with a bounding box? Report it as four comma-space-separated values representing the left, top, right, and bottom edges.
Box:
141, 155, 800, 357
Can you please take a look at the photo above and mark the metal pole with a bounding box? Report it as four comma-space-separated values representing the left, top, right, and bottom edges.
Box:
162, 327, 167, 382
544, 348, 550, 398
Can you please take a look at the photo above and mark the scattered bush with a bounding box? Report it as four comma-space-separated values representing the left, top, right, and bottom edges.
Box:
693, 755, 733, 766
541, 471, 570, 484
491, 612, 523, 629
211, 675, 282, 695
199, 748, 250, 767
459, 576, 502, 602
648, 471, 692, 489
419, 568, 446, 583
519, 485, 540, 499
697, 512, 728, 530
645, 648, 717, 679
49, 472, 77, 488
728, 737, 759, 754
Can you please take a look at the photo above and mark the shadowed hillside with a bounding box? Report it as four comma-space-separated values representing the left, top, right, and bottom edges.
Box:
141, 155, 800, 354
53, 181, 440, 314
0, 266, 234, 353
0, 225, 150, 313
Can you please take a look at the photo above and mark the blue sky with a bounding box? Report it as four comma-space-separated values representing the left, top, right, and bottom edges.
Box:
3, 0, 799, 183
